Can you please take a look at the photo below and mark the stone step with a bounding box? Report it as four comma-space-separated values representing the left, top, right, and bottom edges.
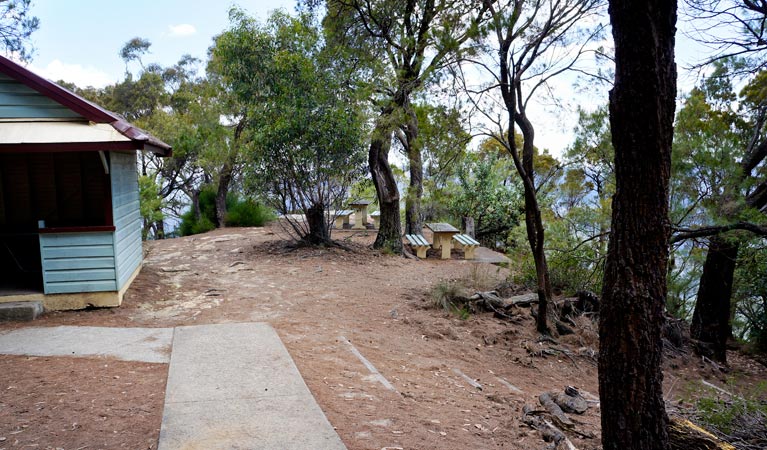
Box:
0, 301, 43, 322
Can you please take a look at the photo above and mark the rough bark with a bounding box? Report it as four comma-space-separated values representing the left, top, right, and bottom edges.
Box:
691, 236, 739, 362
370, 117, 403, 253
599, 0, 677, 449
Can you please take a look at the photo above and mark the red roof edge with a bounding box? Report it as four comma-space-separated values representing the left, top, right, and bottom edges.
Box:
0, 55, 172, 157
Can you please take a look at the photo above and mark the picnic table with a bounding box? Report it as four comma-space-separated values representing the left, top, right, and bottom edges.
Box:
426, 222, 460, 259
349, 200, 371, 230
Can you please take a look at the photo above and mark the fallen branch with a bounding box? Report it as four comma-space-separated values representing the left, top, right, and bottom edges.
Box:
668, 417, 737, 450
539, 392, 575, 429
700, 379, 744, 401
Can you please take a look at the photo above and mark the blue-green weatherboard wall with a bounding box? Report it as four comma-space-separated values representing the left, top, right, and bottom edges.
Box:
39, 152, 142, 295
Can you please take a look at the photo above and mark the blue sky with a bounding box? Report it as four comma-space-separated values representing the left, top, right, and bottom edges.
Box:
27, 1, 296, 87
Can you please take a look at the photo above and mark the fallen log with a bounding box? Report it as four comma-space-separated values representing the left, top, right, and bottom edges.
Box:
468, 291, 511, 311
508, 292, 539, 307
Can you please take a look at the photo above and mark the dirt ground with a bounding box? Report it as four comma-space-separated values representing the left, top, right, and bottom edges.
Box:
1, 223, 765, 449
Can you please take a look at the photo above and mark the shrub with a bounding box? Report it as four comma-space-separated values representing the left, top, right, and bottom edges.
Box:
225, 200, 274, 227
179, 184, 273, 236
180, 215, 216, 236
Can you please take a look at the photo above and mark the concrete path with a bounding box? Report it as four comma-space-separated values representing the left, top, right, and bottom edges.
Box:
158, 322, 346, 450
0, 325, 172, 363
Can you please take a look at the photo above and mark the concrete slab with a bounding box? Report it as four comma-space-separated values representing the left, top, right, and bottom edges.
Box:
0, 301, 43, 321
472, 247, 511, 264
0, 326, 173, 363
158, 322, 346, 450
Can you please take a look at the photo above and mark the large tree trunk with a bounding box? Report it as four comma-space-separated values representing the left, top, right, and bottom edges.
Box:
404, 106, 423, 236
690, 181, 766, 363
691, 236, 739, 362
599, 1, 677, 449
370, 118, 403, 253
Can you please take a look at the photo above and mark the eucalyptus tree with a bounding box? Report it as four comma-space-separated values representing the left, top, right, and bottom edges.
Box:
213, 9, 367, 245
312, 0, 489, 251
599, 0, 677, 448
463, 0, 605, 333
0, 0, 38, 62
669, 62, 767, 361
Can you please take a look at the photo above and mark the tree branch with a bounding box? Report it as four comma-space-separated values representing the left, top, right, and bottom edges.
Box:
671, 221, 767, 243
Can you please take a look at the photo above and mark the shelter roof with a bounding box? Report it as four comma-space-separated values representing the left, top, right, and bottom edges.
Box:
0, 55, 171, 156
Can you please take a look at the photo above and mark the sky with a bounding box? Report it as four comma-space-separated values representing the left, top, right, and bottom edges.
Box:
21, 1, 712, 156
27, 1, 296, 88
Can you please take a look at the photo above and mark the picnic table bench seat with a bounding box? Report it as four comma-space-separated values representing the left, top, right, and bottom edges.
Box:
405, 234, 430, 258
370, 211, 380, 229
453, 233, 480, 259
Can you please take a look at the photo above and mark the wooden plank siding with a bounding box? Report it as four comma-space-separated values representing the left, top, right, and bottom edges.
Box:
39, 231, 117, 294
36, 152, 143, 295
110, 151, 143, 290
0, 73, 83, 119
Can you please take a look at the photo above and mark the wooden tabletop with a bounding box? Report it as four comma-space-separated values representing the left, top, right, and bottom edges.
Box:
425, 222, 459, 233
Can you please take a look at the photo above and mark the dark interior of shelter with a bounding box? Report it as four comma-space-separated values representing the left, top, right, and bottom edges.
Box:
0, 151, 111, 294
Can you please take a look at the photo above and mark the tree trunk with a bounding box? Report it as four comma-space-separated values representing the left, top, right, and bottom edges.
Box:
404, 106, 423, 236
599, 1, 676, 449
155, 219, 165, 240
215, 118, 245, 229
215, 159, 234, 228
462, 217, 475, 238
305, 202, 329, 245
370, 117, 403, 253
515, 114, 553, 335
191, 189, 202, 221
405, 147, 423, 235
689, 180, 766, 363
691, 236, 738, 362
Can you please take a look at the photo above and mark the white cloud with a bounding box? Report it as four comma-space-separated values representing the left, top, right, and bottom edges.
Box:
30, 59, 114, 88
168, 24, 197, 37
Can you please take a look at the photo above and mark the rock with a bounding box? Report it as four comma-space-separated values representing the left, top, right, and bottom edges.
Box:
0, 301, 43, 322
552, 388, 588, 414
